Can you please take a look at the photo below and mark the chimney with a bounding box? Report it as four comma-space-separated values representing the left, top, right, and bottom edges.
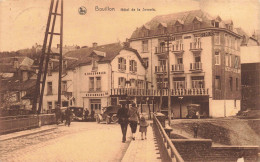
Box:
92, 42, 98, 48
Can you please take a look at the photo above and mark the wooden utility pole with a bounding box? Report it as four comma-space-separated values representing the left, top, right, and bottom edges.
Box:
166, 34, 172, 125
32, 0, 64, 114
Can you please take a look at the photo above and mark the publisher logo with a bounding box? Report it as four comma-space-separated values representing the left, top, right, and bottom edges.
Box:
78, 6, 87, 15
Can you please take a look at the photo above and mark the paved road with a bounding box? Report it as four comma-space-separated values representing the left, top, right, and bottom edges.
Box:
0, 122, 131, 162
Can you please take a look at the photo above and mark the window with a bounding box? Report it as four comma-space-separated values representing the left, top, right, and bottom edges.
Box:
129, 60, 137, 73
225, 54, 229, 66
236, 78, 239, 91
173, 77, 185, 89
229, 77, 233, 91
143, 58, 149, 68
62, 101, 68, 107
118, 57, 126, 71
89, 77, 94, 91
47, 82, 52, 95
130, 79, 136, 88
47, 102, 52, 110
48, 62, 53, 76
215, 76, 221, 90
214, 32, 220, 45
225, 34, 228, 46
229, 54, 232, 67
177, 57, 183, 64
90, 99, 101, 113
212, 21, 219, 28
191, 76, 204, 88
159, 59, 167, 66
193, 22, 200, 30
215, 52, 220, 65
62, 60, 67, 69
234, 56, 239, 68
137, 80, 144, 89
195, 56, 201, 62
61, 81, 67, 92
142, 30, 149, 37
92, 60, 98, 71
176, 25, 182, 32
142, 40, 148, 52
118, 77, 126, 88
96, 77, 101, 91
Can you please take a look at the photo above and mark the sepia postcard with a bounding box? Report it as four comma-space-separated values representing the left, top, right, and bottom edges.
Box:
0, 0, 260, 161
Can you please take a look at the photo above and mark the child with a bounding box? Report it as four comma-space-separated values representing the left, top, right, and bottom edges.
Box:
139, 116, 149, 140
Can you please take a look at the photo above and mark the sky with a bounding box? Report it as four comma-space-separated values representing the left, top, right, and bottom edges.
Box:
0, 0, 259, 52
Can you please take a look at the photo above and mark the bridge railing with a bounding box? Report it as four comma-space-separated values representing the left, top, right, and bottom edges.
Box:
0, 114, 56, 134
153, 113, 184, 162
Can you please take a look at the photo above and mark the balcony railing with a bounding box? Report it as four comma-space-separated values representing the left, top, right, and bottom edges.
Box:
172, 44, 184, 52
190, 62, 202, 71
155, 65, 167, 73
155, 46, 166, 54
110, 88, 209, 96
172, 64, 184, 72
190, 42, 202, 51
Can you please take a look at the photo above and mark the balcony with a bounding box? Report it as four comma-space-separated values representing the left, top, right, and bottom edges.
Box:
190, 62, 202, 72
190, 42, 202, 53
171, 64, 184, 73
155, 46, 167, 56
172, 44, 184, 54
155, 65, 167, 74
110, 88, 209, 97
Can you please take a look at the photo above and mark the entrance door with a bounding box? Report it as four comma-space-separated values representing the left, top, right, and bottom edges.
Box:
90, 99, 101, 114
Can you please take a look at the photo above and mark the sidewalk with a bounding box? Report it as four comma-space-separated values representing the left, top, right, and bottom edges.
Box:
122, 121, 161, 162
0, 124, 58, 141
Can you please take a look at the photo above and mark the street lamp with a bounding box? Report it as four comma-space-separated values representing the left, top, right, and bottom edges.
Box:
178, 97, 183, 119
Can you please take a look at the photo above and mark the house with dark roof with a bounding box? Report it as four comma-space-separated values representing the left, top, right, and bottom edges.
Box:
42, 42, 147, 114
128, 10, 242, 118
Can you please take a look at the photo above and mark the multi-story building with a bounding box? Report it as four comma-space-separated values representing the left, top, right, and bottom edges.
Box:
128, 10, 242, 118
43, 42, 147, 114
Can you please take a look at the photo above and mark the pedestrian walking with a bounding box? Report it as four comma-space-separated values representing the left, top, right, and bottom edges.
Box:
85, 109, 89, 121
117, 103, 129, 143
65, 107, 72, 127
139, 115, 149, 140
90, 108, 95, 120
128, 103, 140, 140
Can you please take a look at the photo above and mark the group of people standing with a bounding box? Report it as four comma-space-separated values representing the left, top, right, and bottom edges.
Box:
117, 103, 149, 143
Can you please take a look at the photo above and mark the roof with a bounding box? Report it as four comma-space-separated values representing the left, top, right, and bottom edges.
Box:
51, 42, 147, 71
130, 10, 240, 39
0, 78, 36, 92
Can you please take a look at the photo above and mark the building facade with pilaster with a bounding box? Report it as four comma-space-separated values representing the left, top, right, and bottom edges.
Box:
128, 10, 242, 117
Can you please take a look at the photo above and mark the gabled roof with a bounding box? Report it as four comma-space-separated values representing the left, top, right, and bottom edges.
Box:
130, 10, 239, 39
51, 42, 147, 71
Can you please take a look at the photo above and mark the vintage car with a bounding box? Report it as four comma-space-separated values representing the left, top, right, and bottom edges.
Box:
186, 104, 201, 119
69, 107, 84, 121
96, 105, 120, 124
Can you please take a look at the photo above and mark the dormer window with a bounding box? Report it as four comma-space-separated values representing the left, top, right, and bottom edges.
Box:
212, 21, 219, 28
158, 23, 167, 35
193, 17, 202, 30
92, 60, 98, 71
141, 25, 150, 37
174, 20, 184, 33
